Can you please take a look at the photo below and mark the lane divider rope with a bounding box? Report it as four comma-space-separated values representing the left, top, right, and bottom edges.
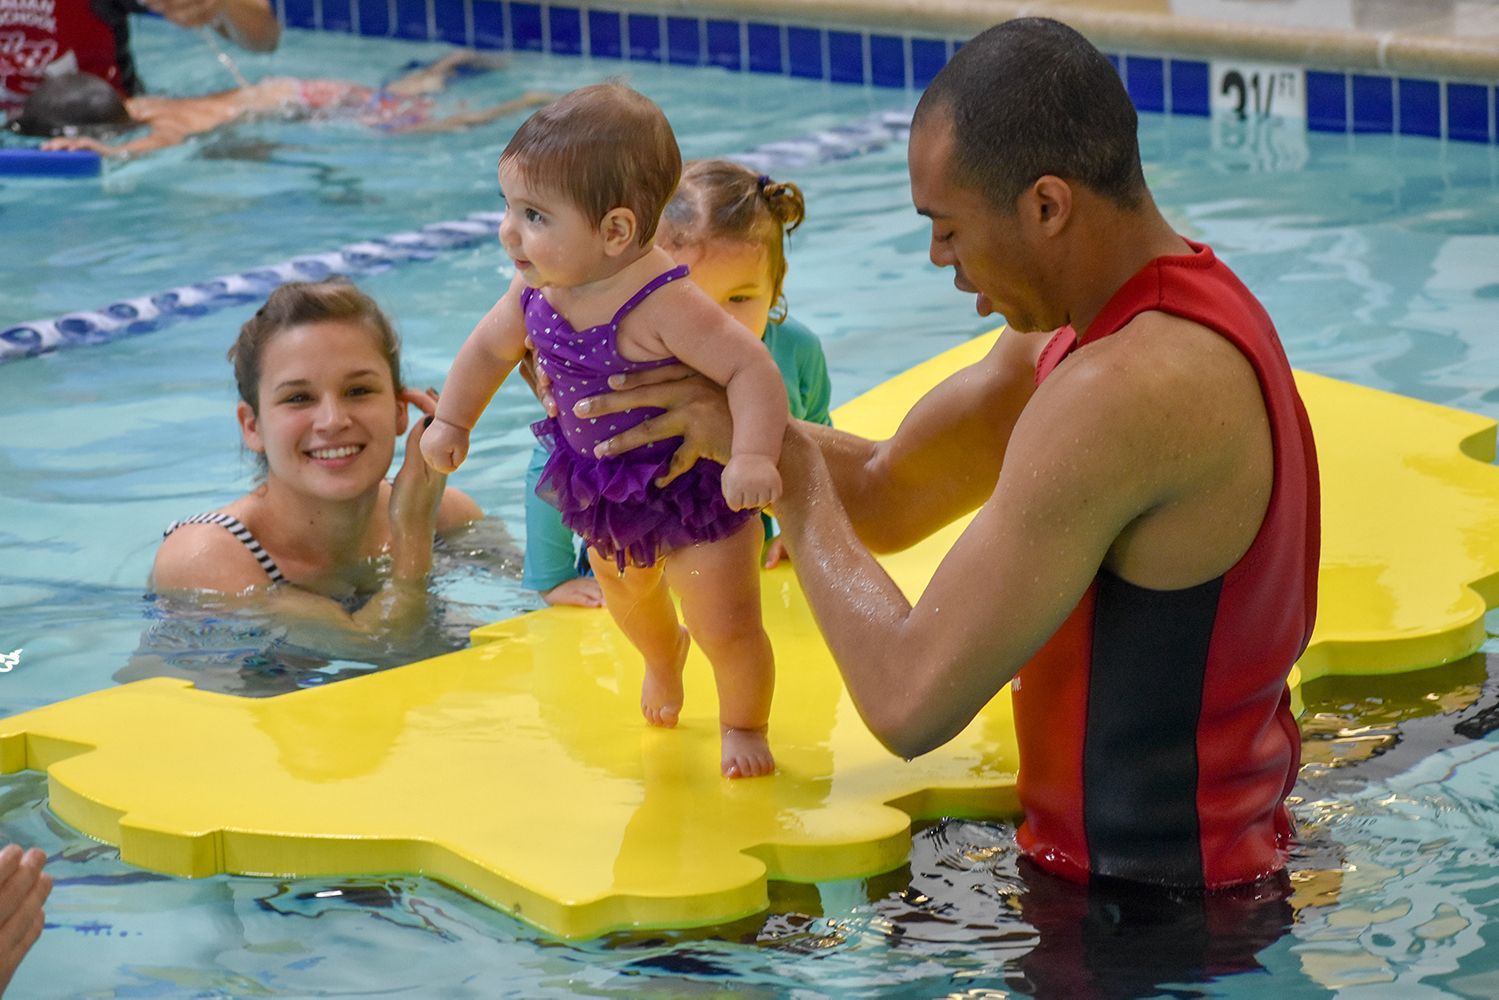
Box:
1, 109, 911, 362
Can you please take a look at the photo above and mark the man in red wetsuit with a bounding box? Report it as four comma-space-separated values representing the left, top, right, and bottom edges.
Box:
577, 17, 1320, 897
1, 0, 278, 112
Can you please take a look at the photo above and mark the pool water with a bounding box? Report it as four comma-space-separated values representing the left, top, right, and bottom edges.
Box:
3, 16, 1499, 999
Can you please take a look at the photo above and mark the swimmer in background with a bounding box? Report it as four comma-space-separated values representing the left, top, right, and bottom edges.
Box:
523, 159, 832, 608
13, 51, 554, 158
420, 83, 790, 778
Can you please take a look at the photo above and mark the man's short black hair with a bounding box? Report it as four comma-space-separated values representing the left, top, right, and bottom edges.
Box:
8, 71, 133, 138
914, 17, 1147, 212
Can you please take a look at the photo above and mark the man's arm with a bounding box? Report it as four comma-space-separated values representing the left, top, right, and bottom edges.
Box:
775, 317, 1272, 758
584, 327, 1045, 552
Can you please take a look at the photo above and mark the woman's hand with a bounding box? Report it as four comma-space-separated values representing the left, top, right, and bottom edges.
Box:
389, 389, 448, 581
579, 365, 734, 486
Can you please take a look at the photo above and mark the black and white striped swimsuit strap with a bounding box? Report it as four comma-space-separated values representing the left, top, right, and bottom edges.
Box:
163, 513, 287, 585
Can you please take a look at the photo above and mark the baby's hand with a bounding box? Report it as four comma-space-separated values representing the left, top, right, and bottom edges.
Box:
419, 417, 471, 474
721, 454, 781, 511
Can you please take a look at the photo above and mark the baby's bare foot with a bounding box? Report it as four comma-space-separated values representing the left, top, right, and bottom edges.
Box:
721, 725, 774, 779
641, 627, 688, 728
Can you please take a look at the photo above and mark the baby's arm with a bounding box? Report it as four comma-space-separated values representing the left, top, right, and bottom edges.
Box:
647, 285, 788, 510
423, 274, 530, 473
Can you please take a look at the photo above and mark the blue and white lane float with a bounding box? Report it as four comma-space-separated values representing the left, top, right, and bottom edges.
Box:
0, 109, 912, 363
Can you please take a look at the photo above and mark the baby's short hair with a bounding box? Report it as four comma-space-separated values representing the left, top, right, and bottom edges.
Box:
8, 71, 133, 137
499, 82, 681, 246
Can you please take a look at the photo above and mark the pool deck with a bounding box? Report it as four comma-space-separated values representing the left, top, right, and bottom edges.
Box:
662, 0, 1499, 79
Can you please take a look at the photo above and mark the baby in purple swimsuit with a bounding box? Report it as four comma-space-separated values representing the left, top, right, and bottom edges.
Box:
421, 83, 789, 778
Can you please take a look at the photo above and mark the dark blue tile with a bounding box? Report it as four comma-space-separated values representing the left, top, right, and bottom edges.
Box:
706, 19, 741, 71
1306, 70, 1346, 132
587, 9, 621, 59
511, 2, 542, 51
1169, 59, 1209, 116
1106, 52, 1122, 77
869, 34, 904, 88
434, 0, 467, 45
828, 30, 863, 85
1397, 78, 1440, 137
1125, 55, 1164, 113
548, 6, 581, 55
1351, 74, 1394, 132
1446, 82, 1492, 144
321, 0, 353, 32
284, 0, 315, 30
911, 37, 945, 89
787, 25, 823, 80
628, 13, 661, 62
393, 0, 428, 40
472, 0, 502, 47
666, 16, 701, 66
747, 22, 782, 74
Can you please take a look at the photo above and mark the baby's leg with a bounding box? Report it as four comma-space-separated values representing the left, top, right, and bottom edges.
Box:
663, 523, 775, 778
591, 548, 688, 728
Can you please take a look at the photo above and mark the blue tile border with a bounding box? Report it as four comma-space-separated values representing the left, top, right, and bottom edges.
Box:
586, 8, 620, 59
666, 16, 702, 66
510, 2, 542, 51
548, 6, 582, 56
282, 3, 1495, 146
747, 22, 783, 75
434, 0, 468, 45
787, 25, 823, 80
706, 19, 742, 72
627, 12, 661, 62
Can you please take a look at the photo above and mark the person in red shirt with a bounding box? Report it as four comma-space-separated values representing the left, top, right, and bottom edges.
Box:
0, 0, 277, 112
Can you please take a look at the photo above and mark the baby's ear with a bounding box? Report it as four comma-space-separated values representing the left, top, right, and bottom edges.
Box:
599, 207, 638, 255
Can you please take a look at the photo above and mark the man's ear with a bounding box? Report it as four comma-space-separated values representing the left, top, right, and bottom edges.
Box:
1027, 175, 1073, 233
237, 400, 264, 453
599, 207, 639, 256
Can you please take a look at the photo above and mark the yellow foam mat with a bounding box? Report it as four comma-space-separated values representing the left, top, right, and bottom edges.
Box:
4, 330, 1499, 937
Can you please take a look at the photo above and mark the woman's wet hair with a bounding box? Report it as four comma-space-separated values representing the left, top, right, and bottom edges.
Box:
7, 71, 134, 138
913, 17, 1147, 211
658, 159, 806, 323
229, 279, 404, 416
498, 82, 681, 247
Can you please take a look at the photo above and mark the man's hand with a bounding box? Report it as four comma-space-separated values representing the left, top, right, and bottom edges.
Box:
722, 454, 781, 511
517, 336, 557, 417
419, 416, 471, 474
578, 364, 733, 486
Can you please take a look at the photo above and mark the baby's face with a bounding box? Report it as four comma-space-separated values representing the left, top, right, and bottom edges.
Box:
496, 162, 603, 288
666, 238, 775, 337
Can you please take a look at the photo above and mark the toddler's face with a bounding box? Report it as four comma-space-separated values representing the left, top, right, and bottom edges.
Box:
666, 238, 775, 337
496, 162, 603, 288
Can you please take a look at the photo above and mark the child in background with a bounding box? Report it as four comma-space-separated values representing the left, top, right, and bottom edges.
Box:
523, 159, 831, 606
420, 84, 789, 778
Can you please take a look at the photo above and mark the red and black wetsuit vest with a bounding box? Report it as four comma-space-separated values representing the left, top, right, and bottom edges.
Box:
0, 0, 139, 111
1012, 239, 1319, 889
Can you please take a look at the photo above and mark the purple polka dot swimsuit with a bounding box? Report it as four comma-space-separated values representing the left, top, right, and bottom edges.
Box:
527, 265, 754, 571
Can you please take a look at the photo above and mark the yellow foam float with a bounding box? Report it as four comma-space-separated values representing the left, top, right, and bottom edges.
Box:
4, 329, 1499, 938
